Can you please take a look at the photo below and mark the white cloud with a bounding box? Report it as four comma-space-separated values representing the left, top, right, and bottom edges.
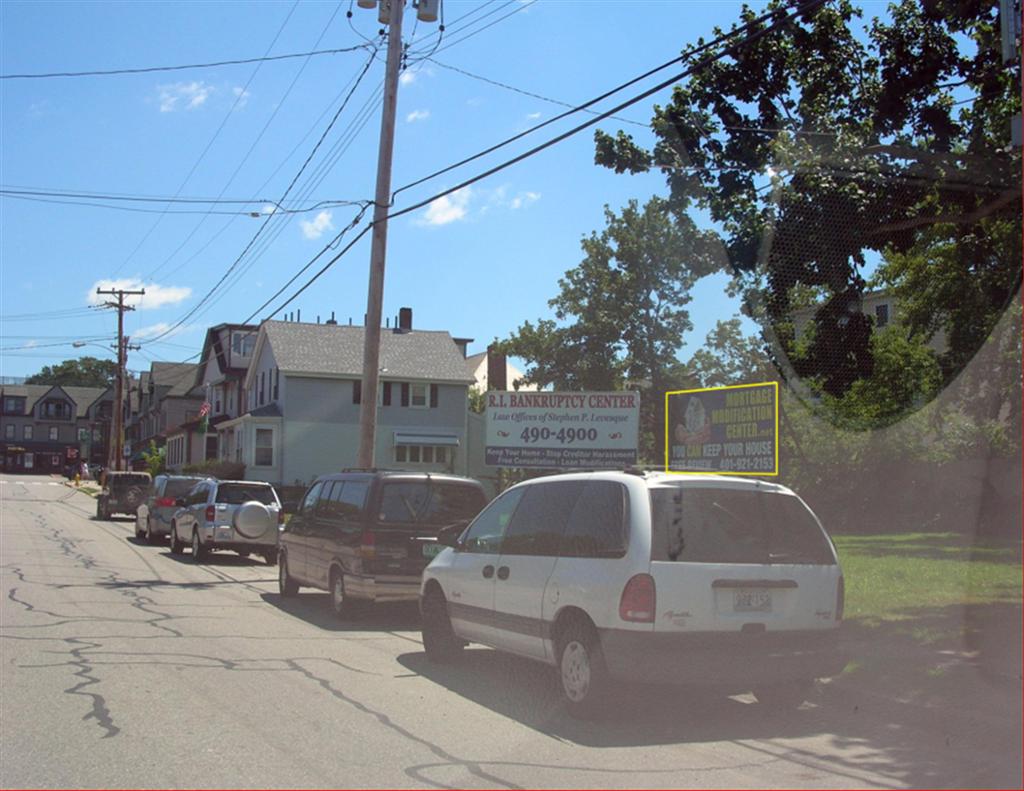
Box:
527, 112, 542, 120
24, 340, 38, 349
87, 279, 192, 310
232, 86, 251, 109
510, 191, 541, 210
300, 210, 334, 240
158, 81, 214, 112
418, 187, 472, 226
406, 109, 430, 123
400, 71, 417, 86
262, 204, 277, 215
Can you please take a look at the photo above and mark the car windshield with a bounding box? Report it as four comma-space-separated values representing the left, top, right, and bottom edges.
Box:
215, 484, 277, 506
650, 487, 835, 565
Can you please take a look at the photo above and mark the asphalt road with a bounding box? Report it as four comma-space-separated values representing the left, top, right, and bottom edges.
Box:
2, 474, 1019, 789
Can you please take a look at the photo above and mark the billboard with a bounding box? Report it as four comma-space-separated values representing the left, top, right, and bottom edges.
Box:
665, 382, 778, 475
485, 391, 639, 469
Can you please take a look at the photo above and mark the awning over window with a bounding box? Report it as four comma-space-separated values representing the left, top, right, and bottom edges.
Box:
393, 432, 460, 447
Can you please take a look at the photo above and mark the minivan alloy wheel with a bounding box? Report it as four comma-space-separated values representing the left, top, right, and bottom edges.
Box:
557, 623, 608, 718
330, 570, 354, 617
191, 530, 205, 562
561, 640, 592, 703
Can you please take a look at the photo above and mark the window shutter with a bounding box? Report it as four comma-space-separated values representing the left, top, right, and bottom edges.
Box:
401, 383, 410, 407
352, 380, 362, 405
430, 384, 438, 408
383, 382, 391, 406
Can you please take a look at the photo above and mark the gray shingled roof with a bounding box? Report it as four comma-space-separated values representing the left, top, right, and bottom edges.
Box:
262, 321, 474, 384
149, 362, 203, 398
1, 384, 108, 414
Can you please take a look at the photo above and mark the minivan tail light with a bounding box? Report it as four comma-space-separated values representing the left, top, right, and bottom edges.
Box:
619, 574, 656, 623
156, 496, 176, 508
359, 529, 376, 560
205, 505, 216, 524
836, 574, 845, 622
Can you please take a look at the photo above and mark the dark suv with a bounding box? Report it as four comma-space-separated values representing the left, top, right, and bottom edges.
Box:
278, 471, 488, 616
96, 472, 153, 520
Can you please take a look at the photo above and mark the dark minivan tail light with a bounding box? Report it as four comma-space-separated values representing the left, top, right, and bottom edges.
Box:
619, 574, 656, 623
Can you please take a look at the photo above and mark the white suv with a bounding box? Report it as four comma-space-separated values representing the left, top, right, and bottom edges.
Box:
420, 471, 845, 717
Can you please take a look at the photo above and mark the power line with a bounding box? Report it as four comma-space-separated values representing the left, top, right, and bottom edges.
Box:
392, 1, 793, 204
0, 187, 366, 212
426, 58, 647, 128
142, 42, 382, 345
0, 44, 373, 80
257, 0, 829, 323
0, 192, 368, 217
407, 0, 536, 58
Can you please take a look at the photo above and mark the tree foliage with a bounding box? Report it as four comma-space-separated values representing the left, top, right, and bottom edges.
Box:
500, 197, 720, 459
595, 0, 1021, 399
25, 356, 117, 389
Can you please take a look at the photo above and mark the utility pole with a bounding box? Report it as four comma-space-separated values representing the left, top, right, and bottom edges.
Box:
96, 287, 144, 471
355, 0, 439, 470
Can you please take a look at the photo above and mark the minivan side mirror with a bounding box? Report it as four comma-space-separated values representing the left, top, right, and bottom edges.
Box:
437, 521, 468, 548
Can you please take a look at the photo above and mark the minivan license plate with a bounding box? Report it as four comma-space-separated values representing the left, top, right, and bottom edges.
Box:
422, 542, 443, 559
734, 589, 772, 612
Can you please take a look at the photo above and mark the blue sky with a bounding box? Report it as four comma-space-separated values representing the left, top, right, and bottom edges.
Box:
1, 0, 792, 382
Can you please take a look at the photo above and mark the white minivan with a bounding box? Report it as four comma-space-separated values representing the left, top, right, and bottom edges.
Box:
420, 471, 846, 717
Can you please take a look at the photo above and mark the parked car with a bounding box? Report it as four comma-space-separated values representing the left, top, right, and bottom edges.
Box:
169, 478, 282, 565
96, 471, 153, 520
134, 474, 208, 543
420, 471, 846, 717
278, 471, 489, 616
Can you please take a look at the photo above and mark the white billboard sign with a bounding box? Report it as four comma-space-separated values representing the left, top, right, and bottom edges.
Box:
485, 391, 639, 469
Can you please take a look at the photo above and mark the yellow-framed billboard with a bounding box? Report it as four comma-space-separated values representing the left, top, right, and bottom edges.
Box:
664, 381, 779, 476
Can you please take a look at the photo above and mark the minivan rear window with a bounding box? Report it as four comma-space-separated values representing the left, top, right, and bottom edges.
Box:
378, 482, 486, 526
650, 487, 834, 565
215, 484, 277, 506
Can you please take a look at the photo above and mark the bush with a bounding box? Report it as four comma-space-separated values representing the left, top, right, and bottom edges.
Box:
181, 459, 246, 480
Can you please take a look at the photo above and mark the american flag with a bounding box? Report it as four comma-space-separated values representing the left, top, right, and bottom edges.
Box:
198, 402, 211, 418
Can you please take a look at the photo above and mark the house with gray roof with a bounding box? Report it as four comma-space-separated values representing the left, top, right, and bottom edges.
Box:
1, 384, 113, 474
218, 311, 476, 486
127, 362, 203, 468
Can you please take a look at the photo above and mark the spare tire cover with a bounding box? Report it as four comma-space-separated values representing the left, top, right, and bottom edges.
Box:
124, 486, 144, 509
233, 501, 272, 539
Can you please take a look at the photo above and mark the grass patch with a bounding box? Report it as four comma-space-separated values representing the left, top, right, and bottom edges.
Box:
832, 532, 1022, 624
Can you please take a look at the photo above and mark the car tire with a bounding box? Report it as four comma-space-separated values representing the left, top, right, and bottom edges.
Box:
421, 589, 463, 662
278, 553, 299, 597
191, 530, 206, 563
263, 549, 278, 566
96, 499, 108, 520
329, 568, 356, 618
169, 523, 183, 555
752, 680, 813, 710
556, 621, 609, 719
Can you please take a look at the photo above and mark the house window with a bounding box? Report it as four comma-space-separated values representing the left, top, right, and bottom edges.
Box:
260, 372, 265, 406
49, 427, 59, 441
205, 435, 218, 461
23, 453, 33, 470
254, 428, 274, 467
4, 424, 13, 439
23, 425, 33, 440
875, 303, 889, 328
41, 399, 72, 420
395, 445, 448, 465
215, 390, 221, 414
3, 397, 25, 413
231, 332, 255, 357
410, 383, 428, 408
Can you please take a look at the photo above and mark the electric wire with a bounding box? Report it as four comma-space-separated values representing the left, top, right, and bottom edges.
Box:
141, 42, 381, 344
111, 1, 302, 278
0, 44, 373, 80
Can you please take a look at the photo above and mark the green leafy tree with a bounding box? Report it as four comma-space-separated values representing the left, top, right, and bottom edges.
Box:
501, 196, 720, 460
686, 318, 775, 387
594, 0, 1021, 398
141, 440, 165, 478
26, 356, 117, 389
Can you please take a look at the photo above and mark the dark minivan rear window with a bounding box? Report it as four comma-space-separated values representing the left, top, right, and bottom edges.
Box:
650, 487, 834, 564
378, 481, 486, 526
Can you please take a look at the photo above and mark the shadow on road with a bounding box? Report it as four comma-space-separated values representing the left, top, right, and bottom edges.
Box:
260, 592, 422, 633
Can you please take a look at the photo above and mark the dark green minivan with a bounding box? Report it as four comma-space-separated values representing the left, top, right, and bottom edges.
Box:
277, 471, 488, 617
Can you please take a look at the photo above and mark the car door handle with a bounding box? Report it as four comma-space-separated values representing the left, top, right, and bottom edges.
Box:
497, 566, 510, 580
482, 565, 495, 579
